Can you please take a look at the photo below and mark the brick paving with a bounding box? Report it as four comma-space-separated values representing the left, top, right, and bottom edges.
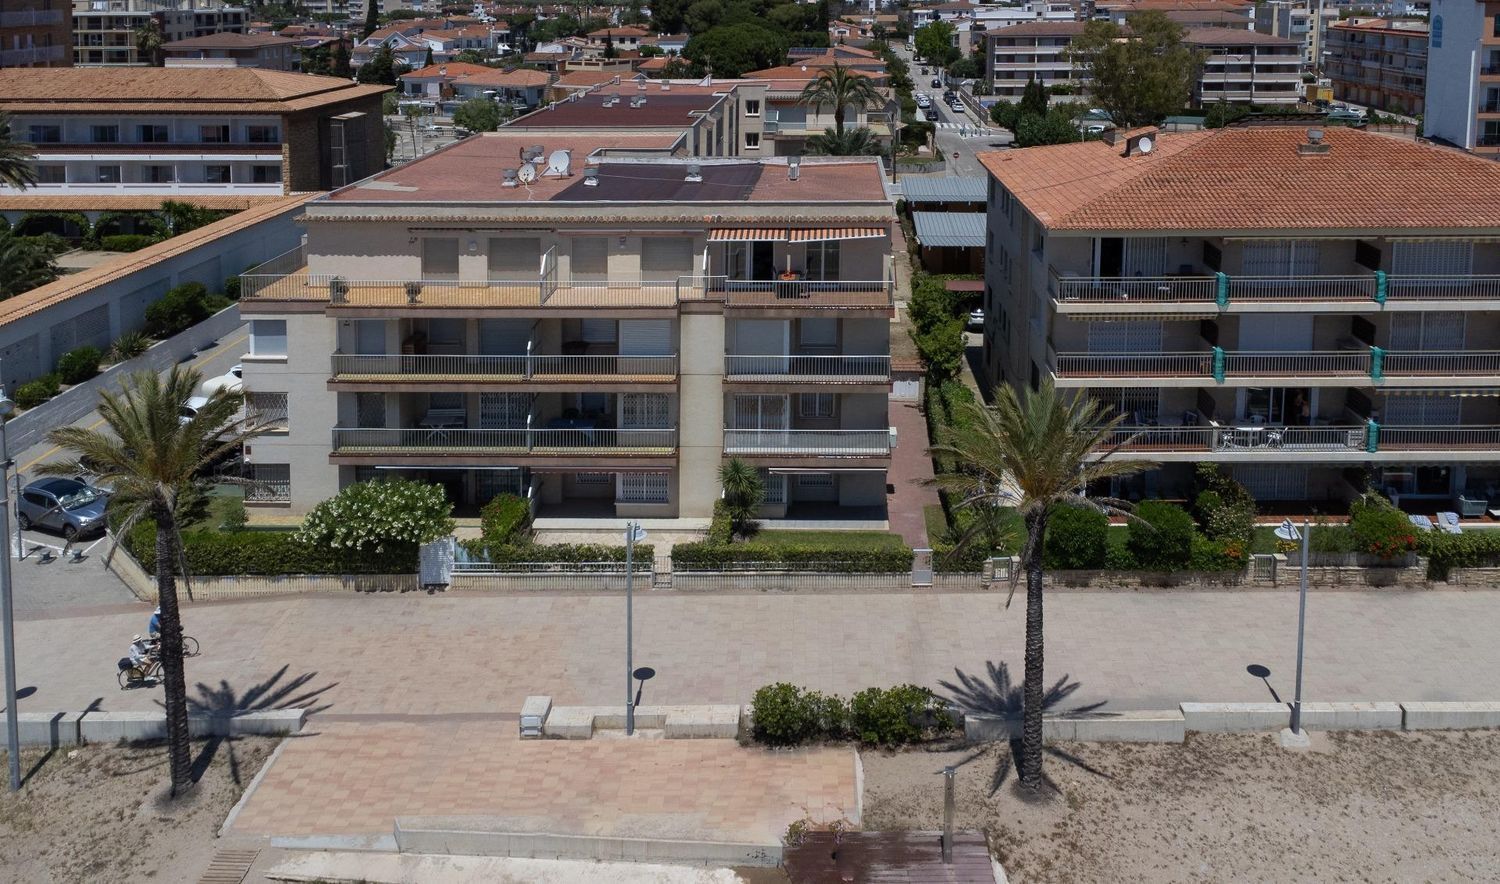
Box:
229, 720, 857, 841
888, 399, 942, 548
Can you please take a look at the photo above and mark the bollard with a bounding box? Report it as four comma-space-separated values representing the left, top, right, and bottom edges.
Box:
942, 765, 955, 864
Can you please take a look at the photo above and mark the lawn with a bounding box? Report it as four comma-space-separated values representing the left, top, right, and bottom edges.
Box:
753, 529, 910, 551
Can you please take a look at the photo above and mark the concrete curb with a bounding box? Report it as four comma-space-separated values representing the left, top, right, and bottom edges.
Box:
1296, 701, 1403, 731
394, 818, 782, 868
1180, 702, 1291, 733
540, 704, 741, 740
964, 710, 1186, 743
1401, 702, 1500, 730
17, 708, 307, 747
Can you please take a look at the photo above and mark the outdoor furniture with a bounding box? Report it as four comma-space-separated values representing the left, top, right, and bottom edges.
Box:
1409, 514, 1434, 532
418, 408, 467, 429
1456, 494, 1489, 518
1437, 512, 1463, 534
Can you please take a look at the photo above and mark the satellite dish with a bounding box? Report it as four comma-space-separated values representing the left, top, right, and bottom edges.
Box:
546, 148, 572, 176
1136, 136, 1154, 154
517, 162, 537, 184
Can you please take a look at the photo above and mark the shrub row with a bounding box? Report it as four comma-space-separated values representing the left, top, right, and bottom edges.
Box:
1420, 531, 1500, 581
127, 522, 416, 576
99, 233, 158, 252
750, 682, 954, 748
670, 541, 913, 572
458, 539, 655, 565
478, 493, 531, 546
144, 282, 232, 339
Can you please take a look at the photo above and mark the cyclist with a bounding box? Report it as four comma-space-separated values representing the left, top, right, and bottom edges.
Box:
128, 634, 154, 669
148, 606, 161, 638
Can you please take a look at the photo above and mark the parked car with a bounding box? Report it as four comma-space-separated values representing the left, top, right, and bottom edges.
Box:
924, 107, 940, 122
966, 308, 985, 331
916, 94, 931, 108
931, 78, 942, 88
17, 478, 109, 540
178, 369, 243, 423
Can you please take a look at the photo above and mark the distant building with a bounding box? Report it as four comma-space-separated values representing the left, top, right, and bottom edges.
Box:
0, 0, 72, 68
71, 0, 247, 66
163, 32, 300, 70
1422, 0, 1500, 157
1326, 18, 1428, 115
982, 21, 1087, 100
1184, 27, 1302, 107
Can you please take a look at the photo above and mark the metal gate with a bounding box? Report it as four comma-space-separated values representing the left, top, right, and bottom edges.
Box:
419, 537, 456, 586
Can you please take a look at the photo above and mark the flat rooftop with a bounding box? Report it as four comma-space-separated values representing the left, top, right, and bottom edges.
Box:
325, 132, 888, 205
507, 90, 727, 128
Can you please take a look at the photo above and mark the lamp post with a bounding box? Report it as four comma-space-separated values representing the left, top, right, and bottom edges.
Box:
1274, 517, 1311, 736
0, 395, 21, 790
624, 521, 647, 736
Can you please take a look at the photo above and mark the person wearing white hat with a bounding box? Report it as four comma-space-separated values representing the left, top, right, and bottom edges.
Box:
128, 634, 154, 668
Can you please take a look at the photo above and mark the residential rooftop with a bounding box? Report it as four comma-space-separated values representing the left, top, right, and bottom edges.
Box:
163, 32, 300, 49
507, 90, 725, 128
0, 69, 389, 114
977, 125, 1500, 233
1183, 26, 1301, 45
984, 21, 1089, 37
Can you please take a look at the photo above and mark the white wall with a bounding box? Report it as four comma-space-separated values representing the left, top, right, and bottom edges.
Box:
1423, 0, 1484, 150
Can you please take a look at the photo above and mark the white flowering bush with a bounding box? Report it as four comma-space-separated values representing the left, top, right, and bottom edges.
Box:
296, 479, 456, 553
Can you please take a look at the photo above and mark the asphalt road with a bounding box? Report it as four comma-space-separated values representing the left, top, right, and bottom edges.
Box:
893, 43, 1012, 178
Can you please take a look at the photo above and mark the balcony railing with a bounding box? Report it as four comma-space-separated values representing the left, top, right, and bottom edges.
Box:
713, 278, 893, 309
1377, 350, 1500, 377
331, 427, 678, 454
1385, 275, 1500, 300
1056, 347, 1500, 381
1101, 424, 1369, 454
724, 354, 891, 381
722, 428, 891, 456
1052, 351, 1215, 378
0, 44, 66, 66
0, 9, 65, 26
1222, 350, 1371, 377
1375, 425, 1500, 450
330, 353, 679, 381
1051, 268, 1500, 308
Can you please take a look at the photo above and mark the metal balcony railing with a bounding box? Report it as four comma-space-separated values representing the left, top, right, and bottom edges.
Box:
723, 354, 891, 381
1375, 425, 1500, 449
1052, 352, 1215, 378
1378, 350, 1500, 377
0, 9, 65, 26
722, 428, 891, 456
1051, 268, 1500, 308
330, 353, 679, 380
711, 277, 893, 309
1101, 424, 1369, 454
1384, 275, 1500, 299
1051, 273, 1218, 303
331, 427, 677, 453
1222, 350, 1372, 376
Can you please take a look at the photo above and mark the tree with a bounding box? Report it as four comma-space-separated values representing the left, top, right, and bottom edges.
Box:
1203, 100, 1250, 129
157, 200, 223, 236
684, 0, 726, 36
1020, 79, 1048, 118
133, 19, 165, 66
928, 382, 1149, 790
357, 45, 399, 85
805, 126, 883, 156
0, 112, 37, 191
603, 32, 617, 59
361, 0, 379, 38
1069, 12, 1204, 127
296, 479, 455, 554
914, 21, 958, 68
422, 46, 434, 68
799, 61, 883, 136
0, 232, 59, 298
1014, 108, 1080, 147
40, 367, 272, 796
453, 97, 503, 132
719, 458, 765, 538
650, 0, 685, 34
683, 23, 787, 79
331, 42, 353, 78
300, 45, 332, 75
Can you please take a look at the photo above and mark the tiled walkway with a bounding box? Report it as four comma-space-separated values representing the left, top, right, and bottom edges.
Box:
229, 721, 858, 841
889, 399, 942, 548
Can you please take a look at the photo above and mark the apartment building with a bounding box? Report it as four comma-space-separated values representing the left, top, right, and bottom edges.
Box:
1326, 18, 1428, 115
72, 0, 247, 66
162, 32, 299, 69
1185, 27, 1302, 106
0, 68, 387, 199
236, 132, 895, 520
984, 21, 1088, 98
979, 125, 1500, 506
1423, 0, 1500, 157
0, 0, 72, 68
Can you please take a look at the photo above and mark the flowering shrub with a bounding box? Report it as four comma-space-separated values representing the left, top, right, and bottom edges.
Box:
296, 479, 455, 554
1348, 494, 1418, 560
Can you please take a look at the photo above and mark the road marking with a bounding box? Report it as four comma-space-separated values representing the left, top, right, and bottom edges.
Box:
17, 331, 248, 474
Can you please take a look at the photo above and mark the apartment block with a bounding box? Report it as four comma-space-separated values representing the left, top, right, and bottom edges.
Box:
0, 68, 387, 201
236, 133, 895, 520
1326, 18, 1428, 115
0, 0, 71, 68
1423, 0, 1500, 157
983, 21, 1088, 99
979, 125, 1500, 507
72, 0, 247, 66
162, 31, 299, 69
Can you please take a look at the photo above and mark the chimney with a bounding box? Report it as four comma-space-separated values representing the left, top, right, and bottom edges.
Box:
1122, 128, 1158, 158
583, 166, 599, 186
685, 162, 702, 183
1297, 127, 1331, 156
788, 157, 800, 181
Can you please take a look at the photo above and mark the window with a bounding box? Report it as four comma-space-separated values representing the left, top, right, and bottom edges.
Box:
744, 131, 760, 149
640, 237, 695, 278
797, 318, 837, 349
798, 392, 836, 418
251, 164, 280, 184
422, 238, 461, 278
570, 236, 608, 279
744, 99, 761, 117
617, 473, 669, 503
95, 165, 120, 183
29, 125, 60, 143
805, 240, 840, 281
621, 393, 670, 428
34, 165, 65, 184
795, 473, 834, 488
250, 319, 287, 357
576, 472, 612, 485
733, 394, 787, 429
200, 124, 230, 143
90, 125, 119, 143
204, 164, 231, 183
247, 391, 288, 426
144, 165, 175, 183
245, 125, 280, 143
137, 124, 169, 143
245, 464, 290, 502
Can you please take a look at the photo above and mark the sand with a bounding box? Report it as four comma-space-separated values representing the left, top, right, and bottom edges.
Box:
860, 729, 1500, 883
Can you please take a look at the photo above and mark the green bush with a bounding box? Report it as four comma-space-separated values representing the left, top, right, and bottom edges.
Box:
671, 541, 913, 572
1126, 500, 1195, 570
56, 346, 102, 385
1192, 464, 1257, 543
1348, 494, 1418, 559
1188, 534, 1249, 572
1421, 531, 1500, 580
144, 282, 213, 338
707, 499, 734, 545
223, 275, 241, 300
458, 540, 655, 565
848, 684, 952, 747
99, 233, 157, 252
128, 522, 415, 575
14, 374, 60, 408
296, 479, 455, 554
1104, 542, 1135, 570
751, 683, 847, 746
478, 493, 532, 547
1043, 504, 1109, 569
912, 317, 964, 383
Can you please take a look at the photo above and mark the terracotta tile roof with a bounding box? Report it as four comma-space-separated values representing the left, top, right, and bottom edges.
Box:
1163, 9, 1252, 24
163, 32, 299, 49
399, 62, 494, 79
746, 159, 889, 203
0, 69, 388, 114
0, 195, 287, 212
455, 68, 551, 87
978, 126, 1500, 233
984, 21, 1089, 37
554, 69, 626, 87
1183, 26, 1299, 45
0, 194, 318, 329
744, 64, 880, 81
587, 26, 650, 37
637, 56, 670, 71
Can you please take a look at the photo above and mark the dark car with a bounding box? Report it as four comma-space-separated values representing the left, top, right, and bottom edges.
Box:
924, 107, 940, 122
17, 478, 109, 540
931, 78, 941, 88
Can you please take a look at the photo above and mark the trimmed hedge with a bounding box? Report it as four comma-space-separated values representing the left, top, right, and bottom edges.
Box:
459, 540, 655, 565
14, 373, 60, 408
1420, 531, 1500, 580
128, 522, 415, 575
1348, 494, 1419, 559
671, 540, 913, 572
99, 233, 157, 252
1126, 500, 1195, 570
750, 682, 953, 747
1044, 504, 1108, 569
478, 493, 531, 546
707, 499, 734, 545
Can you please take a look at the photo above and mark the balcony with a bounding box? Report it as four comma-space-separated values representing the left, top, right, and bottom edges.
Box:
330, 427, 677, 458
1050, 268, 1500, 314
722, 428, 891, 457
713, 278, 893, 310
1094, 423, 1500, 462
1051, 345, 1500, 386
0, 44, 66, 65
0, 9, 65, 25
329, 353, 678, 386
723, 354, 891, 383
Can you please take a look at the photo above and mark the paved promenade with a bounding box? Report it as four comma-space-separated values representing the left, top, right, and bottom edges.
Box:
12, 588, 1500, 717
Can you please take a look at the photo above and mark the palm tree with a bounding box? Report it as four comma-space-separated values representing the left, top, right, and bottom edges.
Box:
133, 20, 164, 66
0, 112, 37, 191
0, 233, 60, 298
39, 367, 273, 797
719, 458, 765, 539
798, 61, 883, 137
928, 381, 1150, 790
805, 127, 883, 156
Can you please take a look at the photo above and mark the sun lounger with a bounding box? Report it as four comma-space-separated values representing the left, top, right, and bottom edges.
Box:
1437, 512, 1463, 535
1409, 514, 1434, 532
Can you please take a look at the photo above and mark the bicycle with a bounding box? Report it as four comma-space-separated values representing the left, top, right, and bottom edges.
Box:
116, 636, 201, 689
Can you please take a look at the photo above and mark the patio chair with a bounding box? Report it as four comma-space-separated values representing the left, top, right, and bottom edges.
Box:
1408, 514, 1434, 532
1437, 512, 1463, 535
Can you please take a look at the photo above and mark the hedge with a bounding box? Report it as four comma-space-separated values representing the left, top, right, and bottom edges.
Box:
1420, 531, 1500, 580
1044, 504, 1108, 569
56, 346, 102, 385
14, 373, 60, 409
127, 522, 416, 575
749, 682, 953, 747
99, 234, 158, 252
458, 540, 655, 565
478, 493, 531, 546
671, 540, 913, 572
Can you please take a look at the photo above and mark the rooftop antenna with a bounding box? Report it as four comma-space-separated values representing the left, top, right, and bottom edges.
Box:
545, 148, 572, 177
518, 162, 538, 184
788, 157, 800, 181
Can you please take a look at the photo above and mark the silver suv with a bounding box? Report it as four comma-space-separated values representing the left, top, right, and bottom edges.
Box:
17, 478, 109, 541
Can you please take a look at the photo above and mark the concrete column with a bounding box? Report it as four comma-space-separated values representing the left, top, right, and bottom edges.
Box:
677, 307, 725, 519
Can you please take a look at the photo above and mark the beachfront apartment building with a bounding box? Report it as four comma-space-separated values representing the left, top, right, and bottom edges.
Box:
978, 125, 1500, 508
71, 0, 247, 66
236, 132, 896, 520
0, 0, 71, 68
1326, 17, 1429, 115
1423, 0, 1500, 158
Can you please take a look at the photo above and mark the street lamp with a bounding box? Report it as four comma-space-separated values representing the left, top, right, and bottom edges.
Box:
1274, 517, 1311, 738
624, 521, 647, 736
0, 395, 20, 790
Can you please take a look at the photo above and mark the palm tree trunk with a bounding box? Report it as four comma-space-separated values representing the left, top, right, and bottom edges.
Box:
1019, 507, 1047, 790
834, 104, 846, 137
153, 501, 193, 796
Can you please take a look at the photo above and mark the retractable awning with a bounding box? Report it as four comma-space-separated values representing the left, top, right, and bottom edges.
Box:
709, 228, 788, 242
1379, 388, 1500, 397
788, 227, 886, 242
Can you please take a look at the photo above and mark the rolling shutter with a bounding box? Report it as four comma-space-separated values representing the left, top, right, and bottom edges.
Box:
478, 319, 531, 355
640, 237, 694, 279
488, 237, 541, 277
1392, 241, 1472, 276
618, 320, 673, 355
580, 319, 616, 343
1087, 321, 1161, 353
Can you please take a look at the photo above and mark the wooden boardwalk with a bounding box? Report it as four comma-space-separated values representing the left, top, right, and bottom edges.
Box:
786, 831, 997, 883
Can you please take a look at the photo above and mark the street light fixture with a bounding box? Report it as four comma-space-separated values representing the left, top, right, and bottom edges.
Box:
624, 521, 647, 736
1274, 517, 1311, 737
0, 394, 20, 790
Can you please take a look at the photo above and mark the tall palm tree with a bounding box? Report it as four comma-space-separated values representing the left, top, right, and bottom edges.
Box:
0, 233, 60, 298
929, 381, 1150, 790
798, 61, 883, 136
39, 367, 273, 797
133, 20, 165, 66
805, 126, 883, 156
0, 112, 37, 191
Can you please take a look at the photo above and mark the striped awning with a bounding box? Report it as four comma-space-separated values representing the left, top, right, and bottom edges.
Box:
788, 226, 886, 242
709, 228, 788, 242
1379, 387, 1500, 397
